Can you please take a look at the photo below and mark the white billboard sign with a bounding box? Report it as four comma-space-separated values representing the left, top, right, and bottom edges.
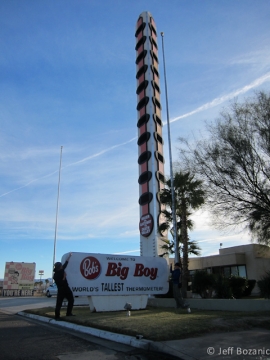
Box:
3, 262, 36, 297
62, 252, 169, 297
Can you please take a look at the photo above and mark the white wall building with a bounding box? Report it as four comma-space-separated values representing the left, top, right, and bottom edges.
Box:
170, 244, 270, 295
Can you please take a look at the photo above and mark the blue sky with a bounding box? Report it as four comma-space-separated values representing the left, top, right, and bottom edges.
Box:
1, 0, 270, 279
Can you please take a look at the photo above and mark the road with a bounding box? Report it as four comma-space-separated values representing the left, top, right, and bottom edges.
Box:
0, 296, 177, 360
0, 295, 87, 314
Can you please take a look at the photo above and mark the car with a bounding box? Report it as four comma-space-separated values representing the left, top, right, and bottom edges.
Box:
44, 283, 58, 297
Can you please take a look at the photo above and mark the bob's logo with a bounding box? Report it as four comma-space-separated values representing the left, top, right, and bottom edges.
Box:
80, 256, 101, 280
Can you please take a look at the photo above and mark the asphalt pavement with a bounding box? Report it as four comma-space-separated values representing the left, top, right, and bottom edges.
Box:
1, 296, 270, 360
1, 310, 177, 360
19, 310, 270, 360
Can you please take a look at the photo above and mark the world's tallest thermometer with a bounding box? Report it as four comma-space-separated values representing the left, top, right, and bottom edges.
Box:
135, 12, 167, 257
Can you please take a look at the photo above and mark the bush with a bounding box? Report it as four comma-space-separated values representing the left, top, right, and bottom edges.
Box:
213, 275, 233, 299
243, 280, 256, 297
229, 275, 247, 299
257, 271, 270, 299
192, 270, 215, 298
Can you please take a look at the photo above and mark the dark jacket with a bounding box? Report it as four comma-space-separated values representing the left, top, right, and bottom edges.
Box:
170, 266, 181, 285
53, 261, 69, 288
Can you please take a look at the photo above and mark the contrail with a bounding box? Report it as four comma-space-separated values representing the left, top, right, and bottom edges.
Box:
167, 72, 270, 124
0, 179, 38, 198
0, 170, 59, 198
1, 73, 269, 198
0, 139, 136, 198
63, 137, 137, 168
113, 249, 140, 255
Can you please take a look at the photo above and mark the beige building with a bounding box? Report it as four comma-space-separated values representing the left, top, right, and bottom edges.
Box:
170, 244, 270, 295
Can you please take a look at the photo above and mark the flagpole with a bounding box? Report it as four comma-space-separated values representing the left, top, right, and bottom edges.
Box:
160, 32, 179, 263
52, 146, 63, 280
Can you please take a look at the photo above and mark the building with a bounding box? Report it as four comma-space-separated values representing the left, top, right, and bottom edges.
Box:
135, 11, 167, 257
187, 244, 270, 295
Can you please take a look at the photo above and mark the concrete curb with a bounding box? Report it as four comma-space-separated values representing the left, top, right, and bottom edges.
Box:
18, 311, 150, 349
18, 311, 182, 358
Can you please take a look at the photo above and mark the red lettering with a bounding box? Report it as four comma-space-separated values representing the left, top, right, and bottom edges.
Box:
134, 263, 144, 276
106, 262, 117, 276
150, 267, 158, 280
133, 264, 158, 280
105, 262, 129, 280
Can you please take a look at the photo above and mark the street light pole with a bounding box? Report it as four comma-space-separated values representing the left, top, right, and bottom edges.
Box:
160, 32, 179, 263
52, 145, 63, 280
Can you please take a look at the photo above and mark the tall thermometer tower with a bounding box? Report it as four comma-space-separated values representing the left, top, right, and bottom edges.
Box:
135, 12, 167, 257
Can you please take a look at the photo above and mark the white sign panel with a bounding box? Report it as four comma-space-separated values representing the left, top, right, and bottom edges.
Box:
61, 252, 169, 296
3, 262, 36, 297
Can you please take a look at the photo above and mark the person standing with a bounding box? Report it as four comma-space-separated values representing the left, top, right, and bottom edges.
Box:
53, 252, 74, 320
170, 262, 190, 309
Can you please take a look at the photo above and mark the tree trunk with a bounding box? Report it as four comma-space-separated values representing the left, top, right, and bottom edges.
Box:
181, 202, 189, 298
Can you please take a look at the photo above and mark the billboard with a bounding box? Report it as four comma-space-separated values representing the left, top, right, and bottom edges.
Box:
62, 252, 169, 297
3, 262, 36, 296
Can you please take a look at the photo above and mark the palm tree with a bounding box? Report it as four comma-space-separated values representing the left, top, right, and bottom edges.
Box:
160, 231, 201, 270
159, 171, 205, 297
45, 279, 50, 289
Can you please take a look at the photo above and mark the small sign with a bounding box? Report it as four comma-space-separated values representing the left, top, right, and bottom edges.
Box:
139, 213, 153, 237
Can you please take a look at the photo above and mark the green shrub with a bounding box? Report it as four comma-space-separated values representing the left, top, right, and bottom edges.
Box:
243, 280, 256, 297
213, 275, 233, 299
192, 270, 215, 298
229, 275, 247, 299
257, 271, 270, 299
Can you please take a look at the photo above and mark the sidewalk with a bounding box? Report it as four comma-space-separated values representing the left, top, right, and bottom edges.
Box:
18, 311, 270, 360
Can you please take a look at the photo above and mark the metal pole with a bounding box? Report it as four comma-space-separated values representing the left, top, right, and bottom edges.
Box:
52, 146, 63, 280
160, 32, 179, 263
